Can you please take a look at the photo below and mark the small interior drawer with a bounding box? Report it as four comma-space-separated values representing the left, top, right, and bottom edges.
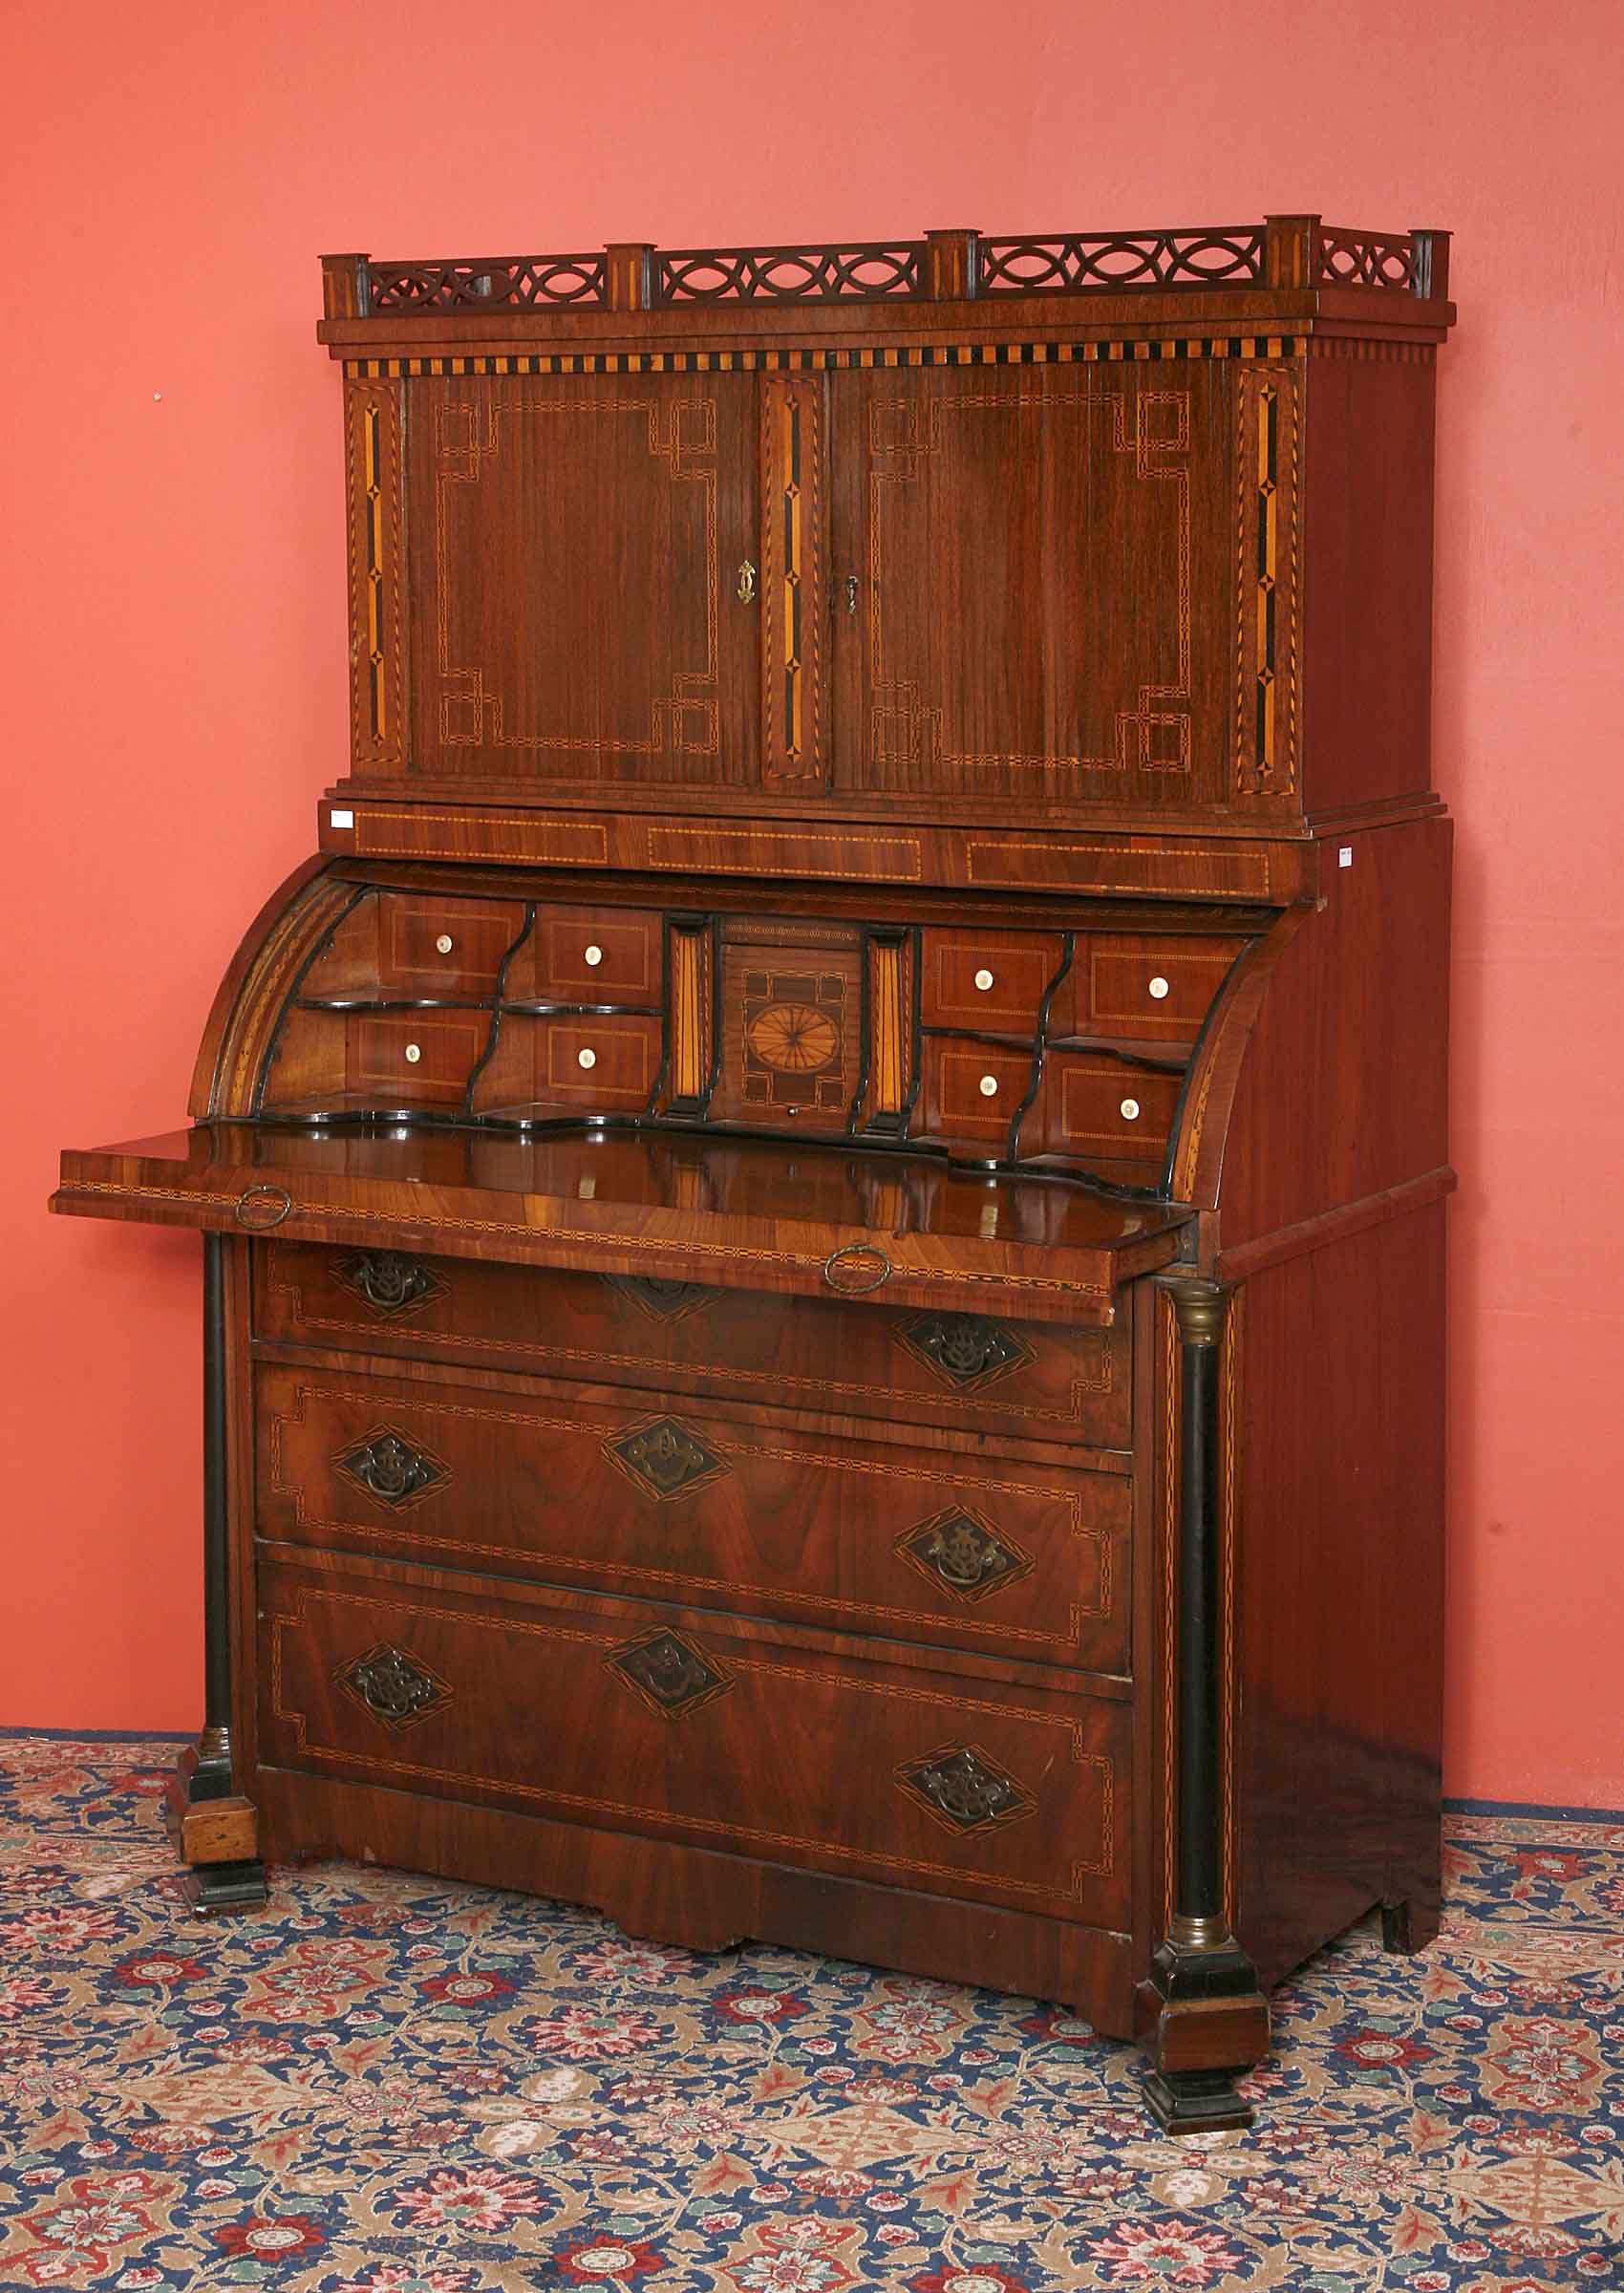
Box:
261, 1008, 490, 1113
1057, 934, 1247, 1042
918, 1039, 1035, 1146
1038, 1051, 1182, 1165
302, 892, 528, 998
471, 1012, 663, 1117
506, 906, 663, 1006
919, 930, 1065, 1034
351, 1013, 487, 1107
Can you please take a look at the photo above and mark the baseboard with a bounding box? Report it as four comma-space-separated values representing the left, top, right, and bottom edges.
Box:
0, 1725, 191, 1743
1444, 1794, 1624, 1824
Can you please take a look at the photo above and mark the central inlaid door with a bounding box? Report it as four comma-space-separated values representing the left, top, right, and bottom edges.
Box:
404, 370, 761, 788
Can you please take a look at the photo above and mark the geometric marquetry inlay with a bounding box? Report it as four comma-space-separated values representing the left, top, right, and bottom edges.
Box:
741, 967, 848, 1114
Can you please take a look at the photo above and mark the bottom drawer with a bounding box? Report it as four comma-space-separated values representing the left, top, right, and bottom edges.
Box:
259, 1556, 1131, 1929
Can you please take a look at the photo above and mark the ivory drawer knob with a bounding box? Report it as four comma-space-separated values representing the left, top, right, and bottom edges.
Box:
973, 968, 994, 992
1121, 1096, 1141, 1121
578, 1047, 598, 1070
585, 945, 604, 967
1148, 975, 1170, 1000
436, 933, 455, 954
403, 1042, 422, 1064
978, 1074, 999, 1098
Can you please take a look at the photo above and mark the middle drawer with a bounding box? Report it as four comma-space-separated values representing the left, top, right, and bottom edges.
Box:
256, 1361, 1131, 1674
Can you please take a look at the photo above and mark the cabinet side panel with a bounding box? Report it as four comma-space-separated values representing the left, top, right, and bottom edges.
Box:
1300, 348, 1439, 821
1215, 815, 1451, 1251
1233, 1203, 1445, 1989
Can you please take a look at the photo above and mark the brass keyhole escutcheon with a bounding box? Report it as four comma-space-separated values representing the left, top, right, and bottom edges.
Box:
737, 559, 757, 604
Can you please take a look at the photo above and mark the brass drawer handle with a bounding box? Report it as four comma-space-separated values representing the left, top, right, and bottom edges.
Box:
335, 1641, 450, 1728
896, 1744, 1033, 1832
823, 1242, 891, 1296
235, 1185, 292, 1230
335, 1250, 440, 1314
736, 558, 757, 604
337, 1430, 446, 1506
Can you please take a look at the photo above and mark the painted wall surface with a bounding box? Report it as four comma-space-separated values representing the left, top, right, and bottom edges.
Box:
5, 1, 1622, 1807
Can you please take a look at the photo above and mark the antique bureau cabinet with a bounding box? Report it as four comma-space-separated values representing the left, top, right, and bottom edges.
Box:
53, 215, 1455, 2130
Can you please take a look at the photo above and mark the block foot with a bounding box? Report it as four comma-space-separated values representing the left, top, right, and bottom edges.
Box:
1380, 1892, 1441, 1954
165, 1741, 267, 1914
1143, 2065, 1255, 2133
182, 1857, 268, 1913
1136, 1936, 1270, 2138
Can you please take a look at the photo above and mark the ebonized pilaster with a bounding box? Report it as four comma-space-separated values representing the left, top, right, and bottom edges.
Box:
1142, 1276, 1268, 2132
164, 1232, 266, 1911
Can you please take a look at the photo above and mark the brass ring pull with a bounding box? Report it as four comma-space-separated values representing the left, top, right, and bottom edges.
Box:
235, 1185, 292, 1231
736, 558, 757, 605
823, 1242, 891, 1296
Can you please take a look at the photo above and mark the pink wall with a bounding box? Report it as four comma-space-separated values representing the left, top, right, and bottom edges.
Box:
6, 1, 1622, 1807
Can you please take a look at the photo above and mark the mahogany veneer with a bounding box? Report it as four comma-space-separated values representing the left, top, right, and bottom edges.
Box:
53, 213, 1455, 2130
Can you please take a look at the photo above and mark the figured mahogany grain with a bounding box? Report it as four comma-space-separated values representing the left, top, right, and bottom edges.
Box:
253, 1239, 1133, 1448
54, 215, 1456, 2124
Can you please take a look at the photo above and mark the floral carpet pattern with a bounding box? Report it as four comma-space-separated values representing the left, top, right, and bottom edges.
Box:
0, 1738, 1620, 2291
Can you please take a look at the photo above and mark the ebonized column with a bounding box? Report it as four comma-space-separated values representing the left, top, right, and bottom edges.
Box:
1143, 1275, 1268, 2132
164, 1232, 267, 1910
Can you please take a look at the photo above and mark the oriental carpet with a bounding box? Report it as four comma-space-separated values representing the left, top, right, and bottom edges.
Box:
0, 1736, 1619, 2291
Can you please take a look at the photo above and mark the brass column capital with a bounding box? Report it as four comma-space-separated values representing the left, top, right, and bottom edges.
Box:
1161, 1275, 1230, 1349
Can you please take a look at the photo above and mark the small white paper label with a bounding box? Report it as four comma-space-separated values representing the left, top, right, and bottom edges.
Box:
330, 808, 354, 830
1337, 845, 1354, 868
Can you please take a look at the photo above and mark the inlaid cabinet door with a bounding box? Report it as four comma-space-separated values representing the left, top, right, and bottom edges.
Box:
829, 360, 1246, 811
398, 370, 760, 788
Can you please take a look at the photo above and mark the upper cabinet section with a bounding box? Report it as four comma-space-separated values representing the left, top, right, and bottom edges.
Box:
322, 216, 1454, 876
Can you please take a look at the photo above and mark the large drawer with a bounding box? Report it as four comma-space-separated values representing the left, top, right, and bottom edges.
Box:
253, 1242, 1132, 1448
255, 1361, 1131, 1672
258, 1554, 1132, 1928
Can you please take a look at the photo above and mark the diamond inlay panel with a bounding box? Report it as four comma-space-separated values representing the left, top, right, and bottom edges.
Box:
900, 1313, 1033, 1389
333, 1250, 448, 1318
608, 1629, 732, 1719
896, 1509, 1033, 1602
895, 1743, 1036, 1834
334, 1641, 452, 1731
605, 1275, 715, 1323
606, 1417, 730, 1501
334, 1429, 448, 1509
